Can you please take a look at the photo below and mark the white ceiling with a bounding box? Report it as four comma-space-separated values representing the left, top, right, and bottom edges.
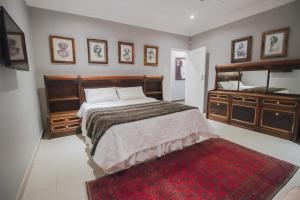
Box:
26, 0, 295, 36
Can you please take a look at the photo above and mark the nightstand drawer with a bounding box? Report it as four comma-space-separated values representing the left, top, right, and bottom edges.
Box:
48, 110, 80, 136
51, 122, 80, 133
50, 116, 79, 124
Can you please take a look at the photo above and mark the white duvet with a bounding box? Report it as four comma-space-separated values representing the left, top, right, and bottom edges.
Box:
78, 98, 217, 173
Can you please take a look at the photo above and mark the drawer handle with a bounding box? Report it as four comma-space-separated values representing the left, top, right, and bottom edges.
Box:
66, 126, 69, 128
275, 112, 279, 116
217, 103, 220, 106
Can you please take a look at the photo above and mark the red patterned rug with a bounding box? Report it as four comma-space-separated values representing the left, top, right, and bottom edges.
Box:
86, 138, 298, 200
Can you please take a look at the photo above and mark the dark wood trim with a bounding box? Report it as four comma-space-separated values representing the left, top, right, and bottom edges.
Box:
49, 35, 76, 64
216, 59, 300, 72
118, 41, 135, 64
266, 69, 271, 94
144, 45, 159, 66
231, 36, 252, 63
261, 27, 289, 59
87, 38, 108, 64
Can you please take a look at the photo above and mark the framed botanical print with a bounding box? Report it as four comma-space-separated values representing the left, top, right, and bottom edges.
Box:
118, 41, 134, 64
175, 57, 186, 80
144, 45, 158, 66
7, 32, 28, 62
261, 27, 289, 59
231, 36, 252, 63
87, 39, 108, 64
49, 35, 76, 64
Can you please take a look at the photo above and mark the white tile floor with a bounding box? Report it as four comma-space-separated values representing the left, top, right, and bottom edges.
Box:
22, 120, 300, 200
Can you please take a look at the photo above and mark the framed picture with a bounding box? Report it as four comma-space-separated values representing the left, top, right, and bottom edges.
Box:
118, 41, 134, 64
7, 32, 28, 62
175, 57, 186, 80
231, 36, 252, 63
261, 27, 289, 59
49, 35, 76, 64
144, 45, 158, 66
87, 39, 108, 64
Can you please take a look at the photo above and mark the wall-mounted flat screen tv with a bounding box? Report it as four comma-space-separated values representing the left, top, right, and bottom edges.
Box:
0, 6, 29, 71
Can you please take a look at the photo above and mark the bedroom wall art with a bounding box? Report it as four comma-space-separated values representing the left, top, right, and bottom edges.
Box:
87, 38, 108, 64
144, 45, 159, 66
118, 41, 135, 64
261, 27, 289, 59
49, 35, 76, 64
231, 36, 252, 63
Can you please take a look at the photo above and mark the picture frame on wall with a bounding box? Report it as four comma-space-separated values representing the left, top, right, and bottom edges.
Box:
144, 45, 158, 66
87, 39, 108, 64
231, 36, 252, 63
49, 35, 76, 64
118, 41, 134, 64
175, 57, 186, 80
261, 27, 289, 59
7, 32, 28, 62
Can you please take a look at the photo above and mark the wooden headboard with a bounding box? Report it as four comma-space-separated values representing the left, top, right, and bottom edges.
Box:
44, 75, 163, 113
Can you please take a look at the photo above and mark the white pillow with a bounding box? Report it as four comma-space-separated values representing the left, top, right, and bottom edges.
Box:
218, 82, 233, 90
230, 81, 239, 90
84, 87, 118, 103
116, 86, 146, 100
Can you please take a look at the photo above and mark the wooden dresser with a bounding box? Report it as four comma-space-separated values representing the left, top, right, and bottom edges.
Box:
44, 75, 163, 138
207, 59, 300, 142
207, 90, 300, 140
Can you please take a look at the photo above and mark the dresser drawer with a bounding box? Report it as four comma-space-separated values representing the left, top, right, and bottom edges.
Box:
262, 99, 297, 108
209, 94, 229, 102
209, 101, 228, 118
260, 108, 295, 133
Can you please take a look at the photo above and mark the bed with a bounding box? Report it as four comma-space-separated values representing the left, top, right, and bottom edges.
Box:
77, 76, 217, 174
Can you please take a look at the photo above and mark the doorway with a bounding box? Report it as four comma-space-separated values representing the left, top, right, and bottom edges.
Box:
170, 47, 207, 113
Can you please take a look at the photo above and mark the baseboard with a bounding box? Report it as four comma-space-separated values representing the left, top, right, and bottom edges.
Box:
16, 129, 43, 200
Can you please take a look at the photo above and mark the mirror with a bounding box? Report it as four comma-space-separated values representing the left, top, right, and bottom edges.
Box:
238, 71, 268, 93
269, 70, 300, 95
216, 72, 240, 91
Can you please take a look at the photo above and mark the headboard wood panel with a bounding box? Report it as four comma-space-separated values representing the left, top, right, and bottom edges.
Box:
44, 75, 163, 112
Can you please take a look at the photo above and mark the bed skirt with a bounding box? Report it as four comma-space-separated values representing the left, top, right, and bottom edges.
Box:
83, 132, 209, 174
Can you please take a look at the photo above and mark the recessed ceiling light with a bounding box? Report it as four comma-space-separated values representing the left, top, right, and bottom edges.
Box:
190, 15, 195, 20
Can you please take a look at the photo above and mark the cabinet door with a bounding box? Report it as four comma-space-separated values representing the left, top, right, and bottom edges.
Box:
208, 100, 228, 118
231, 104, 257, 128
260, 108, 295, 134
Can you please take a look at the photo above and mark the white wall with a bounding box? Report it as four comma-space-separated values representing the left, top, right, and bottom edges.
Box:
29, 7, 189, 128
29, 7, 189, 98
0, 0, 42, 200
191, 1, 300, 94
170, 50, 186, 101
